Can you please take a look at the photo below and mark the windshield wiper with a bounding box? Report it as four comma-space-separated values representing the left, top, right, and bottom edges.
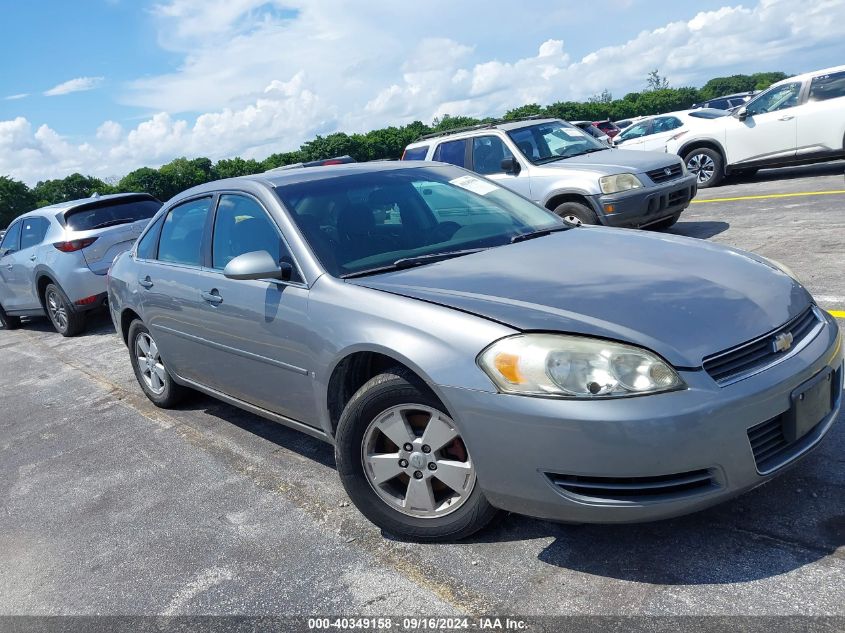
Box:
89, 218, 135, 230
341, 248, 487, 279
510, 225, 569, 243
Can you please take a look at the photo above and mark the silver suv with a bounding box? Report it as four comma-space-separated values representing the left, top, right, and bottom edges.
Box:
0, 193, 161, 336
403, 118, 697, 229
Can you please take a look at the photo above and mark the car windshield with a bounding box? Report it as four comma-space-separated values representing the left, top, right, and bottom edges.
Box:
506, 121, 607, 164
275, 165, 564, 278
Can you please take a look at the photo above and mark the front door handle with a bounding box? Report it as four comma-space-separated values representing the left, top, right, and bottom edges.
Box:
778, 115, 794, 121
4, 264, 12, 271
138, 276, 154, 288
29, 255, 37, 262
201, 289, 223, 305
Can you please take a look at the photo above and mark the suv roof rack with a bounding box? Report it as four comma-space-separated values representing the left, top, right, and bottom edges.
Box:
263, 155, 355, 173
415, 114, 552, 142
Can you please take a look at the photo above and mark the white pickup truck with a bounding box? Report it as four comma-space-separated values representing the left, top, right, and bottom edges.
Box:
665, 64, 845, 187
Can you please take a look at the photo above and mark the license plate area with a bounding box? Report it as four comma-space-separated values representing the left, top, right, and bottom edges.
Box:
785, 367, 834, 443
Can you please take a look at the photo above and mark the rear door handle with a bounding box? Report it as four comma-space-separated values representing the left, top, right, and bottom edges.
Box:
201, 290, 223, 305
778, 115, 794, 121
138, 276, 154, 288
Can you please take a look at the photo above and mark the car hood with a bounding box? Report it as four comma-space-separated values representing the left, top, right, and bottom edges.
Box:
348, 229, 812, 367
536, 149, 679, 175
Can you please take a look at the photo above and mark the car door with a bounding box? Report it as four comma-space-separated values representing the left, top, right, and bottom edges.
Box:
135, 195, 215, 384
614, 120, 652, 150
13, 216, 50, 309
723, 81, 802, 165
641, 116, 683, 152
194, 192, 317, 424
797, 70, 845, 157
0, 220, 23, 309
470, 135, 532, 199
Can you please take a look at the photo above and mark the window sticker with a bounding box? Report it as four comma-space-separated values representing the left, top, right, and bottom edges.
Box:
449, 175, 500, 196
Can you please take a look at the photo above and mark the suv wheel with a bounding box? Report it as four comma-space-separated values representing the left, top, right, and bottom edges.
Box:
44, 283, 86, 337
684, 148, 723, 188
335, 368, 498, 542
0, 303, 21, 330
552, 201, 599, 226
127, 319, 186, 408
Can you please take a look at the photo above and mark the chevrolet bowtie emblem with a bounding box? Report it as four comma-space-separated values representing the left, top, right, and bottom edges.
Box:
772, 331, 794, 353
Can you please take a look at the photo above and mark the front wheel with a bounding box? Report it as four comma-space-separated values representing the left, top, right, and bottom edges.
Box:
684, 148, 724, 188
335, 369, 498, 542
44, 283, 86, 337
551, 201, 599, 226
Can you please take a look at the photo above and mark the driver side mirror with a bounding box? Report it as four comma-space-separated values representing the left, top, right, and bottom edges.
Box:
736, 106, 749, 121
500, 157, 521, 175
223, 250, 293, 282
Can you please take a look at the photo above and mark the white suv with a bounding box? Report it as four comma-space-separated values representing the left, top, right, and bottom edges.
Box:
665, 65, 845, 187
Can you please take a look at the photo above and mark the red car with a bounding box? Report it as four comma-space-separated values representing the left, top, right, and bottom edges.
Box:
593, 120, 621, 138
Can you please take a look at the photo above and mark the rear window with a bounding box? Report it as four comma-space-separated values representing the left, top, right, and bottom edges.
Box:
809, 71, 845, 102
65, 197, 162, 231
432, 139, 468, 167
402, 146, 429, 161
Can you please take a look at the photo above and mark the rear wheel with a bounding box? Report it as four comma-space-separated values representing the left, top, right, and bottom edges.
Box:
44, 283, 86, 337
127, 319, 186, 408
552, 201, 599, 226
684, 148, 724, 188
335, 368, 498, 542
0, 303, 21, 330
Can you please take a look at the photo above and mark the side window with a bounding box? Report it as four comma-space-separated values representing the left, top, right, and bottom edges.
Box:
212, 194, 300, 281
402, 146, 429, 161
472, 136, 514, 175
136, 215, 165, 260
654, 117, 682, 133
809, 71, 845, 102
157, 197, 212, 266
620, 121, 650, 140
0, 221, 23, 256
20, 217, 48, 250
747, 82, 802, 115
432, 139, 467, 167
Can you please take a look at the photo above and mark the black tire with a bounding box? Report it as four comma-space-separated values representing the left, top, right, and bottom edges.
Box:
649, 212, 681, 231
683, 147, 724, 188
0, 303, 21, 330
335, 368, 499, 542
127, 319, 187, 408
44, 283, 86, 337
551, 201, 599, 226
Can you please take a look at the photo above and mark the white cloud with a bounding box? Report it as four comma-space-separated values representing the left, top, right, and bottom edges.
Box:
2, 0, 845, 185
4, 93, 28, 101
44, 76, 104, 97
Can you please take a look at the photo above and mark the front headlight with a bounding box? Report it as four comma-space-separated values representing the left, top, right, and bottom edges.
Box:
478, 334, 684, 398
599, 173, 643, 194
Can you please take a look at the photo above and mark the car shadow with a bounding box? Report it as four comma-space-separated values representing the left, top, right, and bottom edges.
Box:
17, 309, 116, 337
736, 160, 845, 184
668, 221, 730, 239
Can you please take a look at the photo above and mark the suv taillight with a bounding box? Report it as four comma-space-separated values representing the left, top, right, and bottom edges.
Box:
53, 237, 98, 252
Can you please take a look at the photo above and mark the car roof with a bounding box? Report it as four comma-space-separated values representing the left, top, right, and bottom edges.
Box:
772, 65, 845, 87
170, 161, 448, 200
405, 118, 563, 148
16, 192, 157, 220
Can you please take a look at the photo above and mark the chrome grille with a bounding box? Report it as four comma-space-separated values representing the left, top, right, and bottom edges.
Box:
703, 307, 820, 385
646, 164, 683, 184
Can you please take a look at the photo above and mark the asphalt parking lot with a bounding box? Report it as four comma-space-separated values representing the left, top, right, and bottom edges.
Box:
1, 161, 844, 618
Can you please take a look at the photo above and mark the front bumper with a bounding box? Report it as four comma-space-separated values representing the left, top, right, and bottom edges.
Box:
592, 173, 698, 228
437, 312, 842, 523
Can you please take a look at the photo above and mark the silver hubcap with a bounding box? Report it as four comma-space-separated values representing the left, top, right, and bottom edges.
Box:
135, 332, 166, 395
46, 289, 68, 331
563, 214, 582, 226
687, 153, 715, 184
361, 405, 476, 518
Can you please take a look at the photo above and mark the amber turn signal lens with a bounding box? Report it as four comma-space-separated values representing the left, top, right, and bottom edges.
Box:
493, 352, 523, 384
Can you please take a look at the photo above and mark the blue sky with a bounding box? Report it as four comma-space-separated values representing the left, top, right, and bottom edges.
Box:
1, 0, 843, 184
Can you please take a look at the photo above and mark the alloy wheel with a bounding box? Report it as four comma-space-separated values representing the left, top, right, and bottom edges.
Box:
361, 404, 476, 518
687, 153, 716, 184
135, 332, 166, 395
46, 289, 68, 332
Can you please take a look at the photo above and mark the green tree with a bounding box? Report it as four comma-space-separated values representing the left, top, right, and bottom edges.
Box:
646, 69, 670, 91
503, 104, 545, 120
0, 176, 37, 228
117, 167, 172, 201
157, 157, 214, 200
213, 157, 262, 179
32, 173, 115, 207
